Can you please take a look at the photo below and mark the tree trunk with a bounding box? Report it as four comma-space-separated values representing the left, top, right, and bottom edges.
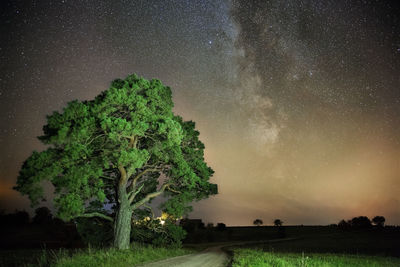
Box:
113, 180, 132, 249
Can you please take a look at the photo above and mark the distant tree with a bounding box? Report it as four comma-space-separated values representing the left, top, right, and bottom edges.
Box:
14, 74, 217, 249
206, 222, 214, 229
33, 207, 53, 225
253, 218, 263, 226
338, 219, 351, 230
0, 210, 30, 226
274, 219, 283, 227
199, 221, 205, 229
372, 216, 385, 227
217, 223, 226, 231
350, 216, 372, 229
273, 219, 285, 238
180, 219, 205, 233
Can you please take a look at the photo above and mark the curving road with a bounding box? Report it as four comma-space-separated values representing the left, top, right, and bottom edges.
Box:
138, 238, 297, 267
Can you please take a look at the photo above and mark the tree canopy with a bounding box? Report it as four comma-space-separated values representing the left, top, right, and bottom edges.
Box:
15, 74, 217, 249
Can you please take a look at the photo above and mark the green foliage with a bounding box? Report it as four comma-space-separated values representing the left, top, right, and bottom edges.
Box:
14, 73, 217, 226
152, 223, 187, 248
131, 219, 186, 248
54, 245, 191, 267
0, 246, 192, 267
231, 249, 400, 267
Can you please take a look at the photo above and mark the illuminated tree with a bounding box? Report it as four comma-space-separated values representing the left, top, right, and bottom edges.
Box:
14, 74, 217, 249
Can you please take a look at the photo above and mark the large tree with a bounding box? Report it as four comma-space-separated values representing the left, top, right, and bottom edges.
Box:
15, 74, 217, 249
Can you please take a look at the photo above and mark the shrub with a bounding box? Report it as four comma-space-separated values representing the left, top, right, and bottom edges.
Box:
76, 217, 113, 247
131, 219, 186, 248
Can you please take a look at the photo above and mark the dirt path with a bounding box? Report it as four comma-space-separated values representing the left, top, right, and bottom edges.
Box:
137, 245, 229, 267
138, 238, 298, 267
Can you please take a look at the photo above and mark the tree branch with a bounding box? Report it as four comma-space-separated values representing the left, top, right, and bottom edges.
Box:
131, 183, 170, 210
78, 212, 113, 222
100, 175, 115, 180
128, 183, 144, 204
85, 134, 106, 146
167, 185, 181, 194
128, 168, 159, 193
118, 165, 128, 187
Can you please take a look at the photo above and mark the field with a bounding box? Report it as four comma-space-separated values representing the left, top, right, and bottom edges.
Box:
231, 249, 400, 267
228, 226, 400, 266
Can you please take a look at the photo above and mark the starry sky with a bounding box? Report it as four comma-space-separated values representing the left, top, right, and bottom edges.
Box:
1, 0, 399, 226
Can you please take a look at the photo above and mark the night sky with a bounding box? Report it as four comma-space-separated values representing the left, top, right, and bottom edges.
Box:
1, 0, 399, 226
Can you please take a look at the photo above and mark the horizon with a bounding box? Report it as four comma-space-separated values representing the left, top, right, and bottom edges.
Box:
1, 0, 399, 226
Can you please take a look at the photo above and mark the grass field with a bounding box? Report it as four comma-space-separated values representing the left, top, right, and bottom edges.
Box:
0, 244, 193, 267
231, 249, 400, 267
230, 227, 400, 266
233, 228, 400, 256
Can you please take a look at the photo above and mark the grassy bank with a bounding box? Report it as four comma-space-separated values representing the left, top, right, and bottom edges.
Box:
0, 244, 192, 267
232, 249, 400, 267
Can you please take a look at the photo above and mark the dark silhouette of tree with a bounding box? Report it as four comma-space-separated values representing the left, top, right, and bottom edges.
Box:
274, 219, 283, 227
253, 218, 263, 226
273, 219, 285, 237
14, 74, 217, 249
217, 223, 226, 231
338, 219, 351, 230
180, 219, 204, 233
0, 210, 30, 226
33, 207, 53, 225
372, 216, 385, 227
350, 216, 372, 229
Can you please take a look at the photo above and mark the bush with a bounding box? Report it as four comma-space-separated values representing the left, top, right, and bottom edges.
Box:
152, 223, 186, 248
76, 217, 113, 247
131, 219, 186, 248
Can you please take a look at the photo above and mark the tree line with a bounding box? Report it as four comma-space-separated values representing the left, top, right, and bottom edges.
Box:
338, 216, 386, 229
0, 207, 58, 226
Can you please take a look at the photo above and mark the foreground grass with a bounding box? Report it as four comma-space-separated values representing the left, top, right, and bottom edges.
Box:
232, 249, 400, 267
0, 244, 192, 267
233, 229, 400, 257
54, 245, 191, 267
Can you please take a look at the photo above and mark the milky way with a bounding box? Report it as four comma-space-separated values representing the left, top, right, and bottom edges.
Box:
1, 0, 399, 225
